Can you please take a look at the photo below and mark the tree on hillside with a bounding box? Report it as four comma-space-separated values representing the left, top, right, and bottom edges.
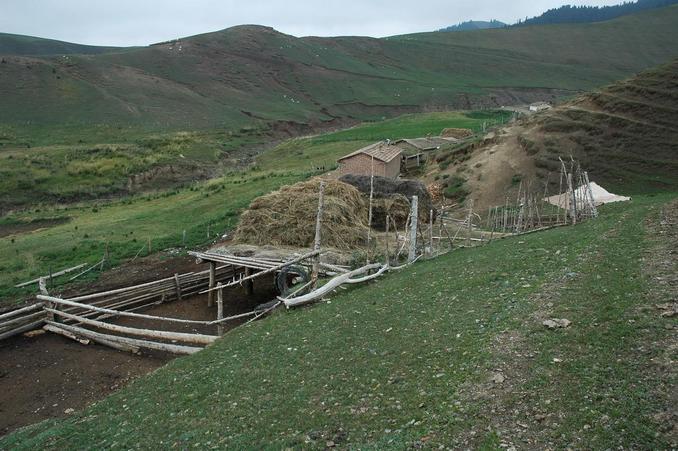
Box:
516, 0, 678, 26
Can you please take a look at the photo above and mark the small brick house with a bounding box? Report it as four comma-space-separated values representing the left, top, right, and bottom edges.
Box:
337, 142, 402, 179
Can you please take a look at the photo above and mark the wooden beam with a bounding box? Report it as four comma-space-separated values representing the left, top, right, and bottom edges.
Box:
15, 263, 86, 288
408, 195, 418, 262
45, 321, 202, 355
0, 303, 44, 321
45, 308, 218, 345
38, 295, 212, 325
208, 262, 216, 307
199, 250, 321, 294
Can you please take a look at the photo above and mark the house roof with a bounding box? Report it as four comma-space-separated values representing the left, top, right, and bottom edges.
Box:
337, 141, 402, 163
395, 137, 457, 151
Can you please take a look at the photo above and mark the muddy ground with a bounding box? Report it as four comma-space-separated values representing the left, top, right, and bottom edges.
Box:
0, 253, 277, 437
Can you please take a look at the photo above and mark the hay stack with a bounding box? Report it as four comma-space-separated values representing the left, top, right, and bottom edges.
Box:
233, 179, 369, 250
372, 194, 411, 231
441, 128, 474, 139
339, 174, 435, 226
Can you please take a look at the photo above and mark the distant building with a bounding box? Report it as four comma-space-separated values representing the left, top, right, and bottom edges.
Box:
337, 142, 402, 179
393, 137, 455, 153
529, 102, 552, 112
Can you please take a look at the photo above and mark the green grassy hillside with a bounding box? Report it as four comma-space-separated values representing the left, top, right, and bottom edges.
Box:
0, 110, 500, 305
0, 33, 125, 56
1, 6, 678, 131
526, 59, 678, 194
3, 194, 675, 449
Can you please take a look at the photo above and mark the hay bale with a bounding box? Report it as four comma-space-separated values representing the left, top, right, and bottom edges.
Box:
372, 194, 411, 231
441, 128, 474, 139
339, 174, 435, 225
233, 179, 369, 250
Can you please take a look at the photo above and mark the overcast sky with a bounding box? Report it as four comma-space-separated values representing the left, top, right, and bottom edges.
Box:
2, 0, 624, 46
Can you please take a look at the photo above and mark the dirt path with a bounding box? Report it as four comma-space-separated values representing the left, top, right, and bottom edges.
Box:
0, 277, 276, 437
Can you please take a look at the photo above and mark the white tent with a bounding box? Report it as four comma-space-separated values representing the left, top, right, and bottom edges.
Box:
545, 181, 630, 209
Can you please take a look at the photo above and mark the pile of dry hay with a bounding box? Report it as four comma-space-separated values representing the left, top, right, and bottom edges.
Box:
441, 128, 474, 139
233, 179, 369, 250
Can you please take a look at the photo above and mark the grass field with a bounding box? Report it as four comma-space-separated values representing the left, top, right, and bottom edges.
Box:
0, 126, 268, 212
0, 170, 307, 306
3, 193, 674, 449
257, 111, 508, 172
0, 111, 501, 307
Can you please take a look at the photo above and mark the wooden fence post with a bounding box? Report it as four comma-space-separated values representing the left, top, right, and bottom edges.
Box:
429, 209, 434, 256
312, 181, 326, 286
208, 262, 216, 307
584, 171, 598, 218
468, 201, 475, 244
216, 283, 224, 336
173, 273, 183, 301
385, 214, 390, 266
408, 195, 418, 263
244, 267, 254, 296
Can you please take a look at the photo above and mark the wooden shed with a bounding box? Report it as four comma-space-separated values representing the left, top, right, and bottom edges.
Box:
337, 142, 402, 179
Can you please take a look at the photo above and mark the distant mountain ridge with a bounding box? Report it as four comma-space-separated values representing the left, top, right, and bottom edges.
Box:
438, 20, 506, 32
0, 6, 677, 132
516, 0, 678, 26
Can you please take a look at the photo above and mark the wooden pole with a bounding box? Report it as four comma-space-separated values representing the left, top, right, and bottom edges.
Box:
408, 195, 418, 263
568, 172, 577, 224
429, 209, 434, 256
173, 273, 183, 301
367, 156, 375, 264
584, 171, 598, 218
386, 213, 398, 266
312, 181, 326, 286
244, 267, 254, 296
45, 321, 202, 355
45, 308, 217, 345
216, 283, 224, 335
14, 263, 87, 288
198, 250, 321, 294
466, 199, 474, 247
208, 262, 216, 307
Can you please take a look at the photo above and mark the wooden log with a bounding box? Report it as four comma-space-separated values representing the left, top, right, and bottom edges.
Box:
45, 308, 217, 345
43, 323, 91, 345
69, 259, 105, 281
283, 263, 385, 308
216, 284, 224, 336
15, 263, 87, 288
200, 250, 321, 294
385, 214, 391, 266
244, 267, 254, 296
0, 310, 46, 330
0, 320, 45, 341
319, 262, 350, 274
208, 262, 216, 307
0, 303, 44, 321
38, 295, 212, 325
45, 321, 201, 355
173, 273, 183, 301
312, 181, 326, 285
408, 195, 418, 263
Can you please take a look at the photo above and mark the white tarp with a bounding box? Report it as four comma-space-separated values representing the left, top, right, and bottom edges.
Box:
545, 181, 630, 209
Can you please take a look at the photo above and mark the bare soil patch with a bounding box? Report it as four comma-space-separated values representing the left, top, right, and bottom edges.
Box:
0, 261, 277, 437
0, 217, 71, 238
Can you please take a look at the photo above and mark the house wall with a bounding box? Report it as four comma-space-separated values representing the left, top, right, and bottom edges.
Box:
338, 154, 400, 179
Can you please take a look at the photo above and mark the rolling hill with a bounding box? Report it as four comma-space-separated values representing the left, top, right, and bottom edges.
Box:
1, 5, 678, 132
0, 32, 125, 56
427, 59, 678, 212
